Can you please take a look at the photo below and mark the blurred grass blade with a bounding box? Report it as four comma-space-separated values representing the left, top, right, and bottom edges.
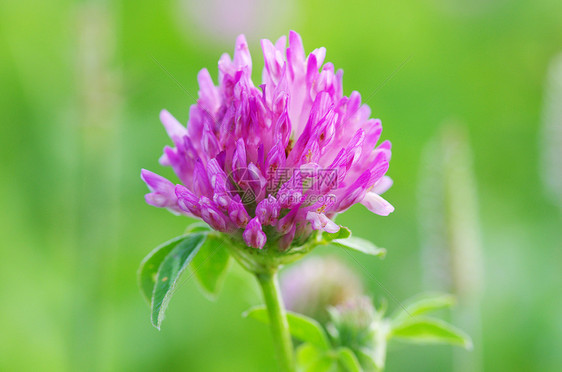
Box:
191, 234, 231, 299
332, 236, 386, 258
151, 233, 207, 329
391, 316, 473, 349
244, 306, 331, 349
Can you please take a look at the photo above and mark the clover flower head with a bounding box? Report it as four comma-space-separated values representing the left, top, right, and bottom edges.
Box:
142, 31, 393, 250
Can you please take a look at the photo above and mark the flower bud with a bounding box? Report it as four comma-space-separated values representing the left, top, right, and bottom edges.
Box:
280, 256, 363, 323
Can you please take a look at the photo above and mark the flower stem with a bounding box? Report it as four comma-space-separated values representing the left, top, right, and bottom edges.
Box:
256, 270, 295, 372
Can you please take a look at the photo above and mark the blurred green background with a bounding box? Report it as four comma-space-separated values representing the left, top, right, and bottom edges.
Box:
1, 0, 561, 371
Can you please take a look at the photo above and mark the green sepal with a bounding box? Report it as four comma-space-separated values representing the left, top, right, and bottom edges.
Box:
322, 226, 351, 242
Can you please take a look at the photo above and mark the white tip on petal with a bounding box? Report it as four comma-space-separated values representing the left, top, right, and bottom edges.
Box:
306, 211, 340, 233
360, 192, 395, 216
372, 176, 393, 195
323, 219, 340, 233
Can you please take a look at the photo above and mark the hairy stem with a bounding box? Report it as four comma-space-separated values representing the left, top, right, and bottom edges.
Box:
256, 270, 295, 372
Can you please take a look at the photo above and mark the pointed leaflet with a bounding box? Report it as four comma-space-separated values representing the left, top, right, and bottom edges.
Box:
138, 234, 190, 303
151, 232, 207, 329
391, 316, 473, 349
138, 222, 210, 303
391, 293, 456, 325
321, 227, 386, 257
332, 236, 386, 258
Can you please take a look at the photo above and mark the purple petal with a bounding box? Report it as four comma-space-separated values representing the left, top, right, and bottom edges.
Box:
228, 201, 251, 228
306, 211, 340, 233
160, 110, 187, 145
256, 195, 281, 225
287, 30, 305, 79
360, 192, 394, 216
197, 68, 220, 113
141, 169, 184, 215
372, 176, 393, 195
233, 34, 252, 72
243, 217, 267, 249
200, 197, 230, 231
175, 184, 201, 217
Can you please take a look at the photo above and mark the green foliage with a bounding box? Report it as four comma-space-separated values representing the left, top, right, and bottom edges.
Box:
355, 349, 379, 372
391, 317, 473, 349
137, 225, 234, 329
391, 293, 456, 325
320, 227, 385, 258
291, 292, 472, 371
296, 343, 337, 372
295, 343, 365, 372
137, 234, 191, 303
190, 234, 231, 299
322, 227, 352, 241
388, 293, 471, 349
244, 306, 331, 349
337, 347, 362, 372
331, 236, 386, 258
150, 233, 207, 329
184, 222, 212, 234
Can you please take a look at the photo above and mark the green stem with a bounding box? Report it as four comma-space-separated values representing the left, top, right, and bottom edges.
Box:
256, 270, 295, 372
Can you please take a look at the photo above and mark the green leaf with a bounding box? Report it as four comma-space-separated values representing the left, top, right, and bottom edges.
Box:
391, 316, 473, 349
355, 349, 379, 372
297, 343, 323, 370
184, 221, 211, 234
392, 293, 456, 325
244, 306, 331, 349
322, 226, 351, 242
138, 235, 190, 303
190, 234, 231, 299
331, 236, 386, 258
296, 343, 337, 372
337, 347, 362, 372
151, 233, 207, 329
